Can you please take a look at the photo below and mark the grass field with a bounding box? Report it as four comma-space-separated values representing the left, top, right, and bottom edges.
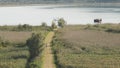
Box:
52, 24, 120, 68
0, 26, 50, 68
0, 31, 32, 68
0, 31, 32, 43
0, 24, 119, 68
0, 45, 29, 68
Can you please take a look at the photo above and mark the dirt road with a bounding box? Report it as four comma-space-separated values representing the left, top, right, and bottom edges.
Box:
42, 32, 56, 68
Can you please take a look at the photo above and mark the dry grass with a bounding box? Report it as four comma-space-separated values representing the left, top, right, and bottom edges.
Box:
0, 45, 29, 68
62, 30, 120, 47
0, 31, 32, 43
52, 25, 120, 68
0, 31, 32, 68
0, 28, 48, 68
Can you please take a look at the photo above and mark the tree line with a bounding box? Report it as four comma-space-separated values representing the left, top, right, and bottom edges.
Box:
0, 18, 66, 31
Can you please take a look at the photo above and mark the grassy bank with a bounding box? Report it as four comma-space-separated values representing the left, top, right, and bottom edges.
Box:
52, 24, 120, 68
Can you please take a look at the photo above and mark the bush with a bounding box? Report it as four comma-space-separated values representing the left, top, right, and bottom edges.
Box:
26, 32, 44, 68
106, 28, 120, 33
13, 24, 32, 31
51, 21, 57, 29
93, 24, 100, 27
58, 18, 66, 28
26, 33, 44, 59
41, 22, 47, 27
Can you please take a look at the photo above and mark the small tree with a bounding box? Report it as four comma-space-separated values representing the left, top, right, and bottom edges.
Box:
14, 24, 32, 31
23, 24, 32, 31
41, 22, 47, 27
51, 21, 57, 29
17, 24, 23, 30
0, 37, 2, 47
58, 18, 66, 28
26, 33, 44, 60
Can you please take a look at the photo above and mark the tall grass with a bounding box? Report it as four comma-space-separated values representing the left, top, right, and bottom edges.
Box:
0, 31, 32, 43
52, 25, 120, 68
85, 24, 120, 33
0, 25, 50, 68
0, 44, 29, 68
0, 31, 32, 68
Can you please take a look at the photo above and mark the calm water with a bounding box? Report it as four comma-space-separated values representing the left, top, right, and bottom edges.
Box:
0, 5, 120, 25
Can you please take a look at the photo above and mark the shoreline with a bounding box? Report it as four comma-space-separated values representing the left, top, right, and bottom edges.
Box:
0, 3, 120, 8
0, 4, 78, 7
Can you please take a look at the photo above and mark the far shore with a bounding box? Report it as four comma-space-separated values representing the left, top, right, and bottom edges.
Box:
0, 3, 79, 7
0, 3, 120, 8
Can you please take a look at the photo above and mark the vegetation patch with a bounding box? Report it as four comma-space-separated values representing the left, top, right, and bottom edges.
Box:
0, 24, 49, 68
84, 24, 120, 33
52, 25, 120, 68
26, 32, 47, 68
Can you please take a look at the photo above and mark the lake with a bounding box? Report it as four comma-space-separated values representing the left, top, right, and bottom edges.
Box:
0, 5, 120, 25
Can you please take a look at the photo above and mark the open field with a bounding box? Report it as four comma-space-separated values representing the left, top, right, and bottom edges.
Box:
52, 24, 120, 68
0, 45, 29, 68
0, 24, 119, 68
0, 31, 32, 68
0, 31, 32, 43
0, 25, 50, 68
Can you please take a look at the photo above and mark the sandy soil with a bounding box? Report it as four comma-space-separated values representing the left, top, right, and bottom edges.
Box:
42, 32, 56, 68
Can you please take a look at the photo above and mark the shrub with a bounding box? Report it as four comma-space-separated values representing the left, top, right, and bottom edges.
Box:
13, 24, 32, 31
106, 28, 120, 33
58, 18, 66, 28
41, 22, 47, 27
93, 24, 100, 27
51, 21, 57, 29
26, 32, 44, 68
26, 33, 44, 59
